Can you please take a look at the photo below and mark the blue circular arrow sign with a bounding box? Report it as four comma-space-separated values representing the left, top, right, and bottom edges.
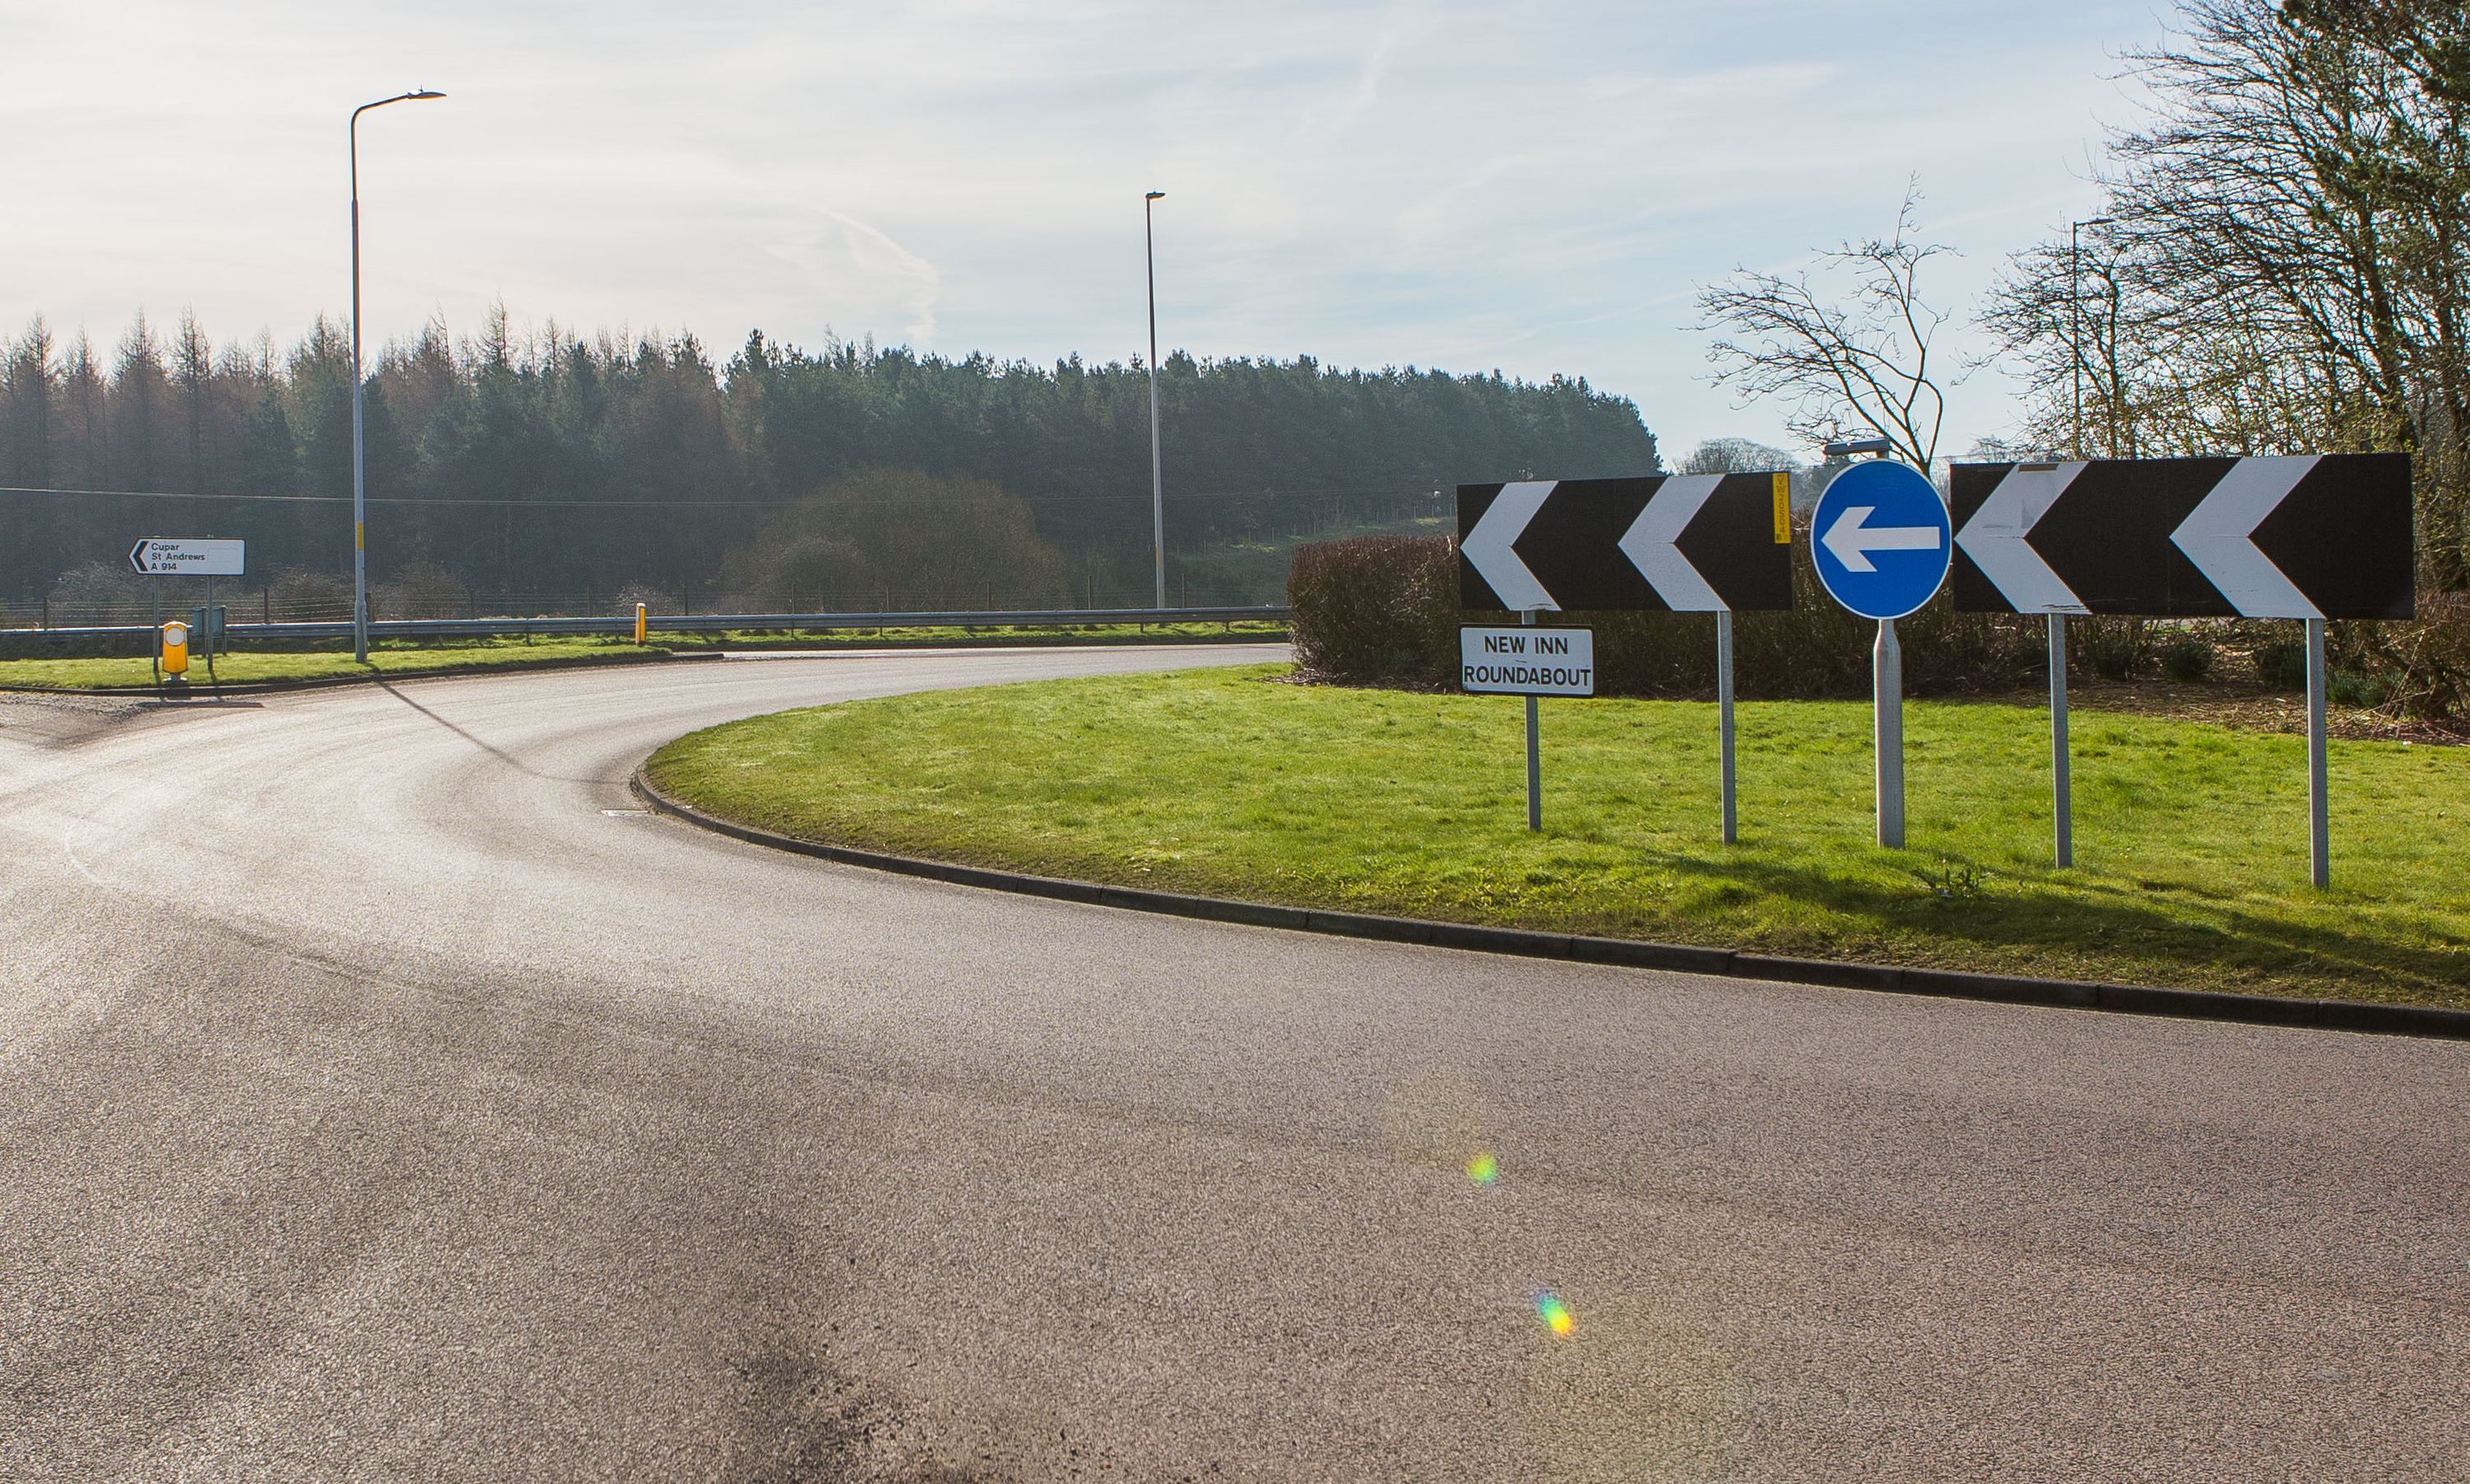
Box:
1811, 461, 1952, 620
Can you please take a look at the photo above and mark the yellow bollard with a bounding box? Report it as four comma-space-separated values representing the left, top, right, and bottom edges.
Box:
634, 602, 648, 646
160, 620, 190, 676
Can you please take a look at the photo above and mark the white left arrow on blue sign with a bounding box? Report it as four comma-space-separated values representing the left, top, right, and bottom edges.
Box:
1821, 503, 1943, 573
1462, 480, 1559, 611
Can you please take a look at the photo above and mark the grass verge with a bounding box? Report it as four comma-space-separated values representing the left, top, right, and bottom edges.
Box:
645, 664, 2470, 1009
0, 637, 689, 690
681, 620, 1287, 650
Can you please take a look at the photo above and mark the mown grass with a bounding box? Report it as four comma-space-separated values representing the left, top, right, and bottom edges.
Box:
0, 637, 687, 690
646, 664, 2470, 1008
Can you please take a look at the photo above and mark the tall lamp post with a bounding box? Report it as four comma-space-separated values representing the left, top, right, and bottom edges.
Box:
1144, 189, 1166, 611
350, 88, 447, 662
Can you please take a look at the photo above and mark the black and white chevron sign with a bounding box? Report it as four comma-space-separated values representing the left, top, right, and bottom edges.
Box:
1458, 474, 1793, 613
1949, 454, 2413, 619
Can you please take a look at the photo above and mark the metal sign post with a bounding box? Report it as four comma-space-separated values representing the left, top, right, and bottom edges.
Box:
1809, 460, 1951, 851
1951, 453, 2412, 885
1458, 472, 1791, 840
2049, 613, 2072, 867
1874, 618, 1904, 847
2307, 618, 2329, 889
1459, 620, 1596, 832
1717, 610, 1737, 843
1523, 611, 1543, 831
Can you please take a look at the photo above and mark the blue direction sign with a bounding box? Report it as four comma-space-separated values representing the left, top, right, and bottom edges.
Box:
1811, 461, 1952, 620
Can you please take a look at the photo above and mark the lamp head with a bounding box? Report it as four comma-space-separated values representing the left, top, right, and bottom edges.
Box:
409, 89, 447, 100
1146, 190, 1165, 200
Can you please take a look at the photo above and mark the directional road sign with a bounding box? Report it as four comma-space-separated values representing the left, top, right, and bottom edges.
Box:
1950, 454, 2413, 619
129, 538, 246, 577
1809, 461, 1951, 620
1459, 474, 1793, 613
1459, 625, 1596, 695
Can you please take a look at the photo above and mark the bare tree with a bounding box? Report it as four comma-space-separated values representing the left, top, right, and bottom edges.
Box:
1985, 0, 2470, 586
1679, 436, 1797, 475
1697, 183, 1961, 474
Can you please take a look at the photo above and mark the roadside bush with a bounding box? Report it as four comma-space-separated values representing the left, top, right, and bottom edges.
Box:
721, 466, 1070, 612
613, 583, 682, 618
374, 559, 466, 620
2252, 639, 2308, 691
2157, 630, 2214, 682
1287, 535, 1456, 687
268, 569, 354, 623
2330, 671, 2390, 708
1287, 531, 2046, 699
2080, 617, 2148, 680
1287, 534, 2470, 721
2337, 594, 2470, 721
46, 563, 146, 627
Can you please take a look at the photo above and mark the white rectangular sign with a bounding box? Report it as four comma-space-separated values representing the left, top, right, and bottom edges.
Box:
1459, 625, 1595, 696
129, 538, 245, 577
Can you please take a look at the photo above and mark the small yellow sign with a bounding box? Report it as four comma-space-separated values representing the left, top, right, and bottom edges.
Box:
1772, 472, 1792, 543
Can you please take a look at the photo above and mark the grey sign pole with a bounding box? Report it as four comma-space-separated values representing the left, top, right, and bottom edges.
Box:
2049, 613, 2072, 867
1523, 609, 1542, 831
1717, 611, 1737, 843
2307, 617, 2329, 888
1874, 618, 1904, 848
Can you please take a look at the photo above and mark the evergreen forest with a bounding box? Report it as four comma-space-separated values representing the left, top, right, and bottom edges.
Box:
0, 307, 1660, 616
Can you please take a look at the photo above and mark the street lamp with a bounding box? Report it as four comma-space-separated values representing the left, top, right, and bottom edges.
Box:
350, 88, 446, 662
1144, 189, 1166, 611
2069, 216, 2115, 461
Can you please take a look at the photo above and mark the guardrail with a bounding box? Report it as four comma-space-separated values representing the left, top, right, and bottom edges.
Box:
8, 606, 1291, 644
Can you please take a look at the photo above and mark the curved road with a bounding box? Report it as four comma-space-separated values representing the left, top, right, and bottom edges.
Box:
2, 648, 2464, 1482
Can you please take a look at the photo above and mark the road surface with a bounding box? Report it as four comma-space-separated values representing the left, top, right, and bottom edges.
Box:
2, 648, 2464, 1482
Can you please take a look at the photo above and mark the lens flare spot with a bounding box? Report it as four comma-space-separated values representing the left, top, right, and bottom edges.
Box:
1535, 1293, 1575, 1337
1465, 1150, 1499, 1185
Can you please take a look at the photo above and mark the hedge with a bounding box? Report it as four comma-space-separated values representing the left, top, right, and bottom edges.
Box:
1288, 531, 2470, 719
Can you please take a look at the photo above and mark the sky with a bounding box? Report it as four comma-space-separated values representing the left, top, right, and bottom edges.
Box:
0, 0, 2176, 466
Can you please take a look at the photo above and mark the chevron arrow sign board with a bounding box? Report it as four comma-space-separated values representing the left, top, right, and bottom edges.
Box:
1949, 454, 2413, 619
1458, 474, 1794, 612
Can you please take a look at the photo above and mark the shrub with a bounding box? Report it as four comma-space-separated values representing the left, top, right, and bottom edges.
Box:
1286, 529, 2047, 699
374, 559, 466, 620
720, 467, 1070, 612
267, 569, 355, 624
2079, 618, 2147, 680
613, 583, 682, 618
2337, 594, 2470, 720
2157, 630, 2215, 682
2252, 639, 2309, 691
2329, 671, 2389, 708
1287, 536, 1457, 687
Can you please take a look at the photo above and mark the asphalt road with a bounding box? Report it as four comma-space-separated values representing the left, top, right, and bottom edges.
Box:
2, 647, 2465, 1482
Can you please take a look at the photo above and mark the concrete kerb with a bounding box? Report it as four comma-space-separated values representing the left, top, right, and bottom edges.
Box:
628, 766, 2470, 1043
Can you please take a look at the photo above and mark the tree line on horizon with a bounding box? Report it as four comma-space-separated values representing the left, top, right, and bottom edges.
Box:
0, 307, 1659, 611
